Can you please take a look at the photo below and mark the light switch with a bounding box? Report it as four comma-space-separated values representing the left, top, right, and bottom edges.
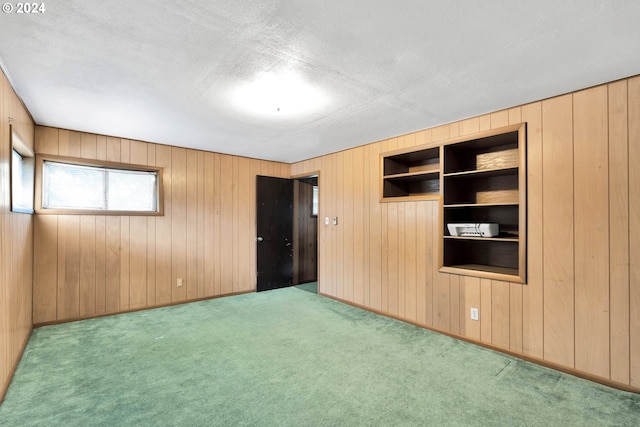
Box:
332, 217, 338, 225
324, 216, 330, 225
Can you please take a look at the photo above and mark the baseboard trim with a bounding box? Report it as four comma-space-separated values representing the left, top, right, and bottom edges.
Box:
1, 325, 33, 404
33, 290, 254, 328
319, 292, 640, 395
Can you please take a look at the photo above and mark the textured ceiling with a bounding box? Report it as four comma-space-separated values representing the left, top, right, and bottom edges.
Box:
1, 1, 639, 163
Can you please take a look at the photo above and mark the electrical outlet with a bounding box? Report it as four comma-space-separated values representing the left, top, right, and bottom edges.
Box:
177, 278, 183, 288
470, 307, 479, 321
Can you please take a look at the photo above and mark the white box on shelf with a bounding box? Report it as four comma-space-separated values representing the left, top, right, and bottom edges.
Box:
447, 223, 499, 237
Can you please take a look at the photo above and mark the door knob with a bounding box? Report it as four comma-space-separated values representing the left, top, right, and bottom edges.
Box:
256, 237, 264, 242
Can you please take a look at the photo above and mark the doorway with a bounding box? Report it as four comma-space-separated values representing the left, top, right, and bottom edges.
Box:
255, 174, 319, 292
293, 176, 318, 285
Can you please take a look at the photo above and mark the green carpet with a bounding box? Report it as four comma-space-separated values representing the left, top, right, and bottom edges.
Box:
1, 287, 638, 426
294, 281, 318, 294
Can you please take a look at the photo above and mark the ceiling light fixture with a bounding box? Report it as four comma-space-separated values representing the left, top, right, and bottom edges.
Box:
233, 70, 329, 119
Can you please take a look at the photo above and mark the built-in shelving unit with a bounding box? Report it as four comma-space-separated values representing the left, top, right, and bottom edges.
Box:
440, 123, 527, 283
379, 124, 526, 282
380, 145, 440, 201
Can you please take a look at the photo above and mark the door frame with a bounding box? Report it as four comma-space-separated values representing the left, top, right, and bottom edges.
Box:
291, 171, 320, 288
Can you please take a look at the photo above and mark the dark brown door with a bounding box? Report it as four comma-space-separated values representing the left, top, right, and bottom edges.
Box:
256, 176, 294, 292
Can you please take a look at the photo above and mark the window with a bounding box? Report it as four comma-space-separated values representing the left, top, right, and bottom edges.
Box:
312, 185, 318, 216
37, 155, 162, 215
10, 128, 35, 214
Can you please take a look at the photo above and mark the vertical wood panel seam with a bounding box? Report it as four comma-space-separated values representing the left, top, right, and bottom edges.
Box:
541, 109, 545, 358
626, 81, 631, 381
518, 282, 523, 351
571, 94, 576, 369
94, 218, 98, 315
607, 88, 612, 380
170, 150, 174, 298
56, 220, 60, 319
508, 283, 511, 346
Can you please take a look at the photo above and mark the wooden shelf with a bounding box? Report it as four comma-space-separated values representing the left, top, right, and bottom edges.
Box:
443, 235, 519, 242
384, 170, 440, 181
440, 123, 527, 283
443, 202, 518, 208
443, 129, 519, 174
380, 144, 440, 201
443, 173, 518, 205
439, 264, 523, 283
443, 204, 519, 239
443, 166, 518, 178
380, 193, 441, 203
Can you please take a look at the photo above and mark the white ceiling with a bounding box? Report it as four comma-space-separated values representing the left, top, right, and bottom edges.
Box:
1, 1, 639, 163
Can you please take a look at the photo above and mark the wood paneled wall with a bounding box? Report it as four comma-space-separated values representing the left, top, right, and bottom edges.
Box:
291, 76, 640, 390
9, 73, 639, 395
33, 127, 290, 324
0, 70, 35, 402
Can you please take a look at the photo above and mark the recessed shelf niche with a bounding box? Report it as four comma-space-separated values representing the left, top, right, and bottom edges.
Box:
440, 123, 527, 283
380, 145, 440, 201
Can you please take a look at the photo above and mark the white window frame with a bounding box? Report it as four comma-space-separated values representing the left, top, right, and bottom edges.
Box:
35, 154, 164, 216
10, 127, 35, 214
